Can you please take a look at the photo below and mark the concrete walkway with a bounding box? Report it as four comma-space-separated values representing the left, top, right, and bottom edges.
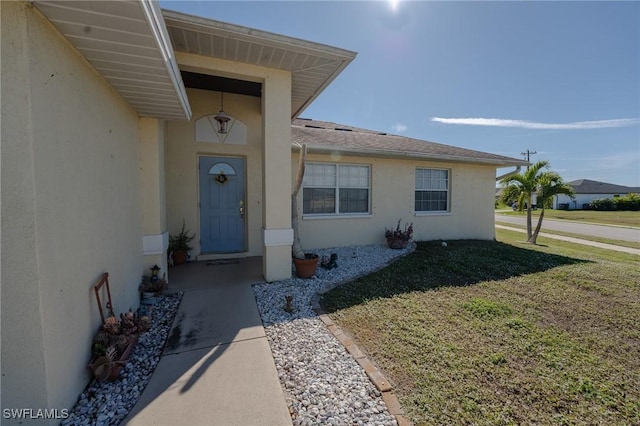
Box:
123, 257, 292, 426
496, 224, 640, 255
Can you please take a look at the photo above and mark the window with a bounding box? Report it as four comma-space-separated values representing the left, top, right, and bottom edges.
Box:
415, 168, 449, 212
208, 162, 236, 176
303, 163, 370, 215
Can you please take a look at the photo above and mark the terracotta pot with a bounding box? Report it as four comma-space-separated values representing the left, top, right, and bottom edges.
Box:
172, 250, 188, 265
293, 254, 319, 279
386, 237, 409, 249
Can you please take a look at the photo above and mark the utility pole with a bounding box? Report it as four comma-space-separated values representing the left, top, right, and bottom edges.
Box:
521, 149, 537, 166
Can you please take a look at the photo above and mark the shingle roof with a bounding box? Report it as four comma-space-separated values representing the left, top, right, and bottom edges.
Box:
291, 118, 527, 167
568, 179, 640, 194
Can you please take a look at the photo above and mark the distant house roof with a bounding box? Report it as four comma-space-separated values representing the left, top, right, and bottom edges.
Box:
292, 118, 527, 167
568, 179, 640, 194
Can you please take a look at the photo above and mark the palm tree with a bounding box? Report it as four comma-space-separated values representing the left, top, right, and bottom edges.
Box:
500, 160, 574, 244
529, 171, 575, 244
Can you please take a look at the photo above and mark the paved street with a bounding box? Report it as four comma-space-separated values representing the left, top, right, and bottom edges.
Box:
495, 214, 640, 243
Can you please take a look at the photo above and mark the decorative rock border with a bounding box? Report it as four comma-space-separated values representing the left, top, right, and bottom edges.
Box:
309, 243, 416, 426
255, 243, 417, 425
311, 296, 412, 426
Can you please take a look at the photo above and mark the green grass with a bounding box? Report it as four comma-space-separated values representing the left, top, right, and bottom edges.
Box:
498, 209, 640, 227
321, 231, 640, 425
495, 220, 640, 250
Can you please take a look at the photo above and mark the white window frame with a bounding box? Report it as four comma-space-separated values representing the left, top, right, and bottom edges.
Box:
302, 162, 371, 217
415, 168, 451, 214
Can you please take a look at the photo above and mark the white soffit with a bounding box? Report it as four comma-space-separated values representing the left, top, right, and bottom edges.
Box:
162, 9, 357, 119
33, 0, 191, 120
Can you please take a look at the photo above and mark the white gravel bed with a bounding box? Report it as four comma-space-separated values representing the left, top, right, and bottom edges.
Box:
61, 244, 409, 426
61, 292, 183, 426
253, 244, 412, 426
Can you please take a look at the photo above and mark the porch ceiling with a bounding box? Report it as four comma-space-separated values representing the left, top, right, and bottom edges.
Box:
33, 0, 191, 120
162, 9, 357, 119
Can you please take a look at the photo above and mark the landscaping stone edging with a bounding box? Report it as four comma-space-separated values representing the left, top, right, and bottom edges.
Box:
311, 298, 411, 426
310, 242, 416, 426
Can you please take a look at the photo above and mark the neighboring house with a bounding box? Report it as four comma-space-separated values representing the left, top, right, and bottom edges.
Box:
553, 179, 640, 210
1, 0, 525, 420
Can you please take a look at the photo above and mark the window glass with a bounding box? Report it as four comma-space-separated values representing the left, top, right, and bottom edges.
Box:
303, 188, 336, 214
208, 162, 236, 175
339, 188, 369, 213
338, 165, 369, 187
415, 168, 449, 212
303, 163, 336, 187
303, 163, 370, 215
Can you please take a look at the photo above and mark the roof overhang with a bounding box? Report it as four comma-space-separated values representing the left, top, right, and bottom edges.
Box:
33, 0, 191, 120
161, 9, 357, 120
293, 142, 529, 167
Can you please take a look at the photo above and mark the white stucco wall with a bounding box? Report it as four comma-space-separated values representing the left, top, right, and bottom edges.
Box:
294, 153, 497, 249
166, 88, 265, 258
1, 2, 143, 419
171, 54, 294, 281
554, 193, 626, 210
139, 118, 169, 272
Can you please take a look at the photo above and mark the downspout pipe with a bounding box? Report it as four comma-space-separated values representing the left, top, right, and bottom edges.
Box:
496, 166, 521, 181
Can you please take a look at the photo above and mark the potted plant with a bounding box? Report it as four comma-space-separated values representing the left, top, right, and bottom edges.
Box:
169, 219, 195, 266
139, 275, 168, 304
88, 312, 144, 381
385, 219, 413, 249
291, 144, 319, 278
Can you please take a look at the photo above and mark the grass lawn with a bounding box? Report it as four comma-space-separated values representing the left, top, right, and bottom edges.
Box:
321, 230, 640, 425
494, 221, 640, 250
497, 209, 640, 227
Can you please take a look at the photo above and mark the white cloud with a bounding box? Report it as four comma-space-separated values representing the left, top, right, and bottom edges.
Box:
431, 117, 640, 130
392, 123, 408, 133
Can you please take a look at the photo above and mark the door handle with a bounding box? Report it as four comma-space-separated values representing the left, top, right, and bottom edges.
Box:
239, 200, 245, 219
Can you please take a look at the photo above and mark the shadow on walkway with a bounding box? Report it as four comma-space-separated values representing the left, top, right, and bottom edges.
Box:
123, 257, 292, 426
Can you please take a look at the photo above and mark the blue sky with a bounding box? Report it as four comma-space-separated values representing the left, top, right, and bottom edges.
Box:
162, 1, 640, 187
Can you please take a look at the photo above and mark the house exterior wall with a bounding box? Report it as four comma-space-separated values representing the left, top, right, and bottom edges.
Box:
554, 193, 628, 209
1, 2, 143, 419
294, 153, 497, 249
168, 53, 294, 281
139, 118, 169, 272
165, 88, 265, 258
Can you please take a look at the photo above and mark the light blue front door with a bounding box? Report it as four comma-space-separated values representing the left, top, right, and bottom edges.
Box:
199, 156, 246, 253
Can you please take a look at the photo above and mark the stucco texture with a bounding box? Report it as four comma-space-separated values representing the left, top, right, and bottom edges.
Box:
2, 2, 143, 418
169, 54, 294, 281
294, 153, 497, 250
165, 88, 265, 258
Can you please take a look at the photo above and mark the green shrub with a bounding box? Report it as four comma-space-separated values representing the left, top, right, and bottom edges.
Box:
615, 193, 640, 211
589, 193, 639, 211
589, 198, 616, 211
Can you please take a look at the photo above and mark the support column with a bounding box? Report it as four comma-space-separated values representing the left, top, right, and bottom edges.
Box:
138, 118, 169, 278
262, 71, 293, 281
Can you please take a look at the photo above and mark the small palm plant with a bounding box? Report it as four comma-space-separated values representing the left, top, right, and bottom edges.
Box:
501, 160, 575, 244
168, 220, 195, 265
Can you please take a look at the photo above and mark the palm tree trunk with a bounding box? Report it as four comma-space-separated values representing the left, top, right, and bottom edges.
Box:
526, 194, 533, 239
528, 208, 545, 244
291, 144, 307, 259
